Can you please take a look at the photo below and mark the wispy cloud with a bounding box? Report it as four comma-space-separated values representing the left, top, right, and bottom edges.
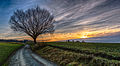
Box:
0, 0, 120, 42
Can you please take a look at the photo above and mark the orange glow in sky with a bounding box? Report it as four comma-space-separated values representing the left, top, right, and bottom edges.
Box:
2, 28, 120, 42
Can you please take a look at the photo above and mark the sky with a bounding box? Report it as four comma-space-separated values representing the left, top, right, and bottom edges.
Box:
0, 0, 120, 43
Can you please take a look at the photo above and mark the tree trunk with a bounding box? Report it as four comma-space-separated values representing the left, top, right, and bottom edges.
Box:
33, 38, 37, 44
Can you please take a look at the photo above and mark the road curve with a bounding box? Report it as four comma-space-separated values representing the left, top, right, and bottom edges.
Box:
9, 46, 57, 66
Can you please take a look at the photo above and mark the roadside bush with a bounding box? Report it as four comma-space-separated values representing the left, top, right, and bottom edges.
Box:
31, 42, 47, 51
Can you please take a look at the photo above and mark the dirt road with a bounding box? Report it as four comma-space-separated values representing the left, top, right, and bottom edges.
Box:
9, 46, 57, 66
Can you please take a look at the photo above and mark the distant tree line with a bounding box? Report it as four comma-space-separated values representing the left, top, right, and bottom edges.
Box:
0, 39, 29, 43
67, 40, 85, 43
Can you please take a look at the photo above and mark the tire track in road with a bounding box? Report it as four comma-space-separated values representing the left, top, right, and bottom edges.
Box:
9, 46, 57, 66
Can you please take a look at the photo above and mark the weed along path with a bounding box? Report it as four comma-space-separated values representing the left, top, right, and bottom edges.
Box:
9, 45, 57, 66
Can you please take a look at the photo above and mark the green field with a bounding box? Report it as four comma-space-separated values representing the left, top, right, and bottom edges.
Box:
0, 42, 23, 65
47, 42, 120, 59
31, 42, 120, 66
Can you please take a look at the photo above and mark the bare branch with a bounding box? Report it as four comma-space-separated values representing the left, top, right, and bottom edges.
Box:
9, 6, 55, 44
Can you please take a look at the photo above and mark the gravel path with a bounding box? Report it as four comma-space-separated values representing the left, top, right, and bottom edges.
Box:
9, 46, 57, 66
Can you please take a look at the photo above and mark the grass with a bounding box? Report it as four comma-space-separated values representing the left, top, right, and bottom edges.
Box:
46, 42, 120, 59
35, 46, 120, 66
0, 42, 23, 65
29, 42, 120, 66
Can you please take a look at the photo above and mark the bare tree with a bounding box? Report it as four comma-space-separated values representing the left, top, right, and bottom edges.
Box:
9, 7, 55, 44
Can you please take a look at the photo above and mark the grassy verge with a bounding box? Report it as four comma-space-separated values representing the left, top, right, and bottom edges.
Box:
29, 42, 120, 66
35, 46, 120, 66
0, 42, 24, 66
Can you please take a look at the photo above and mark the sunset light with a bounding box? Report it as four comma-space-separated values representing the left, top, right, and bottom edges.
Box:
0, 0, 119, 43
0, 0, 120, 66
81, 35, 88, 38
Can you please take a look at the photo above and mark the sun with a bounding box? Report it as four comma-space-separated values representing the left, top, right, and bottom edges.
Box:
81, 35, 88, 38
81, 32, 89, 38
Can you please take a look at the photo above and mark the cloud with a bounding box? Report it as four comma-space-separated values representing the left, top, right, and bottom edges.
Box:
0, 0, 120, 42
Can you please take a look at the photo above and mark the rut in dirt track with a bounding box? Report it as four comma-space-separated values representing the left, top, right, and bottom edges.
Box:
9, 46, 57, 66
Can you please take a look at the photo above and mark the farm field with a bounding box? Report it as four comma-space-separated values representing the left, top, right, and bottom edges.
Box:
0, 42, 23, 65
32, 42, 120, 66
47, 42, 120, 59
